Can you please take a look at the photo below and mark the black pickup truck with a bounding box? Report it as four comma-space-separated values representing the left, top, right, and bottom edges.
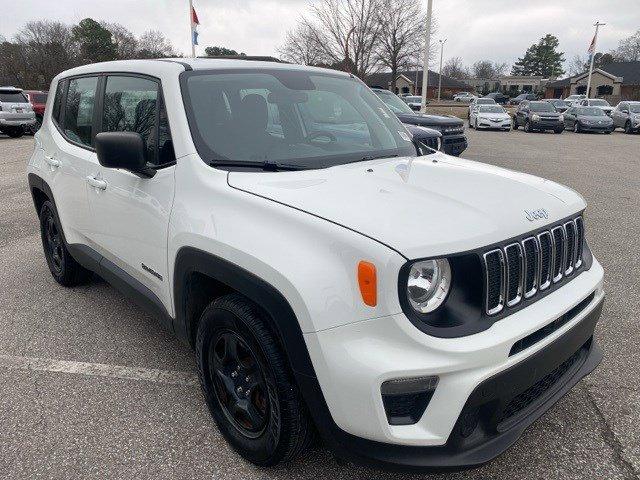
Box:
372, 88, 468, 156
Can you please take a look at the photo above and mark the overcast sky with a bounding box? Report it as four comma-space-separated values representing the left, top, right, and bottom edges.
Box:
1, 0, 638, 75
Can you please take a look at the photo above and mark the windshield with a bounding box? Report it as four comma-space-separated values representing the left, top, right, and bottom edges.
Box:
478, 98, 495, 104
375, 90, 414, 114
589, 99, 609, 106
577, 107, 605, 116
0, 92, 28, 103
630, 104, 640, 113
182, 70, 416, 169
32, 93, 48, 103
551, 100, 568, 107
530, 102, 555, 112
405, 96, 422, 103
479, 105, 504, 113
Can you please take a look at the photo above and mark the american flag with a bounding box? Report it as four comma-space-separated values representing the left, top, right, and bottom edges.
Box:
587, 33, 596, 57
191, 5, 200, 46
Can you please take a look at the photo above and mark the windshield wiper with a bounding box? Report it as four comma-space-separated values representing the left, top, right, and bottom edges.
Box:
358, 153, 399, 162
207, 160, 308, 171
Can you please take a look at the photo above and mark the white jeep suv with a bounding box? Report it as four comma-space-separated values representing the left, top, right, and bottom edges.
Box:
27, 59, 604, 470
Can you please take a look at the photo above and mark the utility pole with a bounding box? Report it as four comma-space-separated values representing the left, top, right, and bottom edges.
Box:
437, 38, 447, 102
420, 0, 433, 112
586, 21, 605, 98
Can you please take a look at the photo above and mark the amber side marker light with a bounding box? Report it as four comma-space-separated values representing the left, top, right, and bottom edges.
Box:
358, 261, 377, 307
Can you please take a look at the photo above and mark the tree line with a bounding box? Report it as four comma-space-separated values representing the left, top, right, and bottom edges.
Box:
0, 19, 176, 90
277, 0, 437, 92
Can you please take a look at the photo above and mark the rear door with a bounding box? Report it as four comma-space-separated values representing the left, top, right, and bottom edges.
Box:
42, 76, 99, 244
85, 74, 176, 308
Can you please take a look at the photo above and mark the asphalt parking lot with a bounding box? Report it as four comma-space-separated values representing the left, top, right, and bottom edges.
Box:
1, 128, 639, 480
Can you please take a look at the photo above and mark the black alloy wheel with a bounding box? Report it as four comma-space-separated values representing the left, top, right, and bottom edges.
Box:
210, 330, 270, 438
42, 204, 64, 277
625, 120, 633, 134
524, 120, 531, 132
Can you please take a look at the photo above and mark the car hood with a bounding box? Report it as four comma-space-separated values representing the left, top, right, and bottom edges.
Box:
228, 153, 586, 259
578, 114, 613, 121
396, 112, 462, 127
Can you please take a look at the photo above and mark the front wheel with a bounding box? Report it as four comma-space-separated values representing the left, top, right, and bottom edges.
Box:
524, 120, 532, 133
196, 293, 314, 466
554, 128, 563, 134
625, 121, 634, 134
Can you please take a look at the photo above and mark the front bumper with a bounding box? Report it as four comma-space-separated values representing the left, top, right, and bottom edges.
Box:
579, 122, 614, 133
441, 134, 467, 156
530, 120, 563, 131
302, 258, 604, 470
477, 119, 511, 129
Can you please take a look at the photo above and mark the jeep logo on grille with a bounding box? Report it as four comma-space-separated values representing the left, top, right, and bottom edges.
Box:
525, 208, 549, 222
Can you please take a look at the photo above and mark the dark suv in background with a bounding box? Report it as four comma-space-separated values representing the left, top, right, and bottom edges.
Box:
508, 93, 538, 105
513, 100, 564, 133
373, 88, 468, 156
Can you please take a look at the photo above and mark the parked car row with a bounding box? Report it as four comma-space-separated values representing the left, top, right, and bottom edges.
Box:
0, 86, 47, 138
467, 98, 640, 134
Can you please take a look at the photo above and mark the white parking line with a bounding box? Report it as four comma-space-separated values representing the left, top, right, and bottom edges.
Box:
0, 354, 199, 386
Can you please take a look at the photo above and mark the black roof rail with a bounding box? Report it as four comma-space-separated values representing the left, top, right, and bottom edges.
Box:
155, 59, 193, 71
196, 55, 288, 64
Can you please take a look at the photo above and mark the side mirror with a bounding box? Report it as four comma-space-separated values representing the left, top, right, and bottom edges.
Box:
96, 132, 155, 178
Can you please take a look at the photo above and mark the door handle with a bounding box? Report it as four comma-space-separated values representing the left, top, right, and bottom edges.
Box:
86, 175, 108, 190
44, 156, 60, 168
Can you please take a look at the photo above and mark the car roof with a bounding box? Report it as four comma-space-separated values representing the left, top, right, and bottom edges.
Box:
54, 58, 350, 82
0, 86, 22, 92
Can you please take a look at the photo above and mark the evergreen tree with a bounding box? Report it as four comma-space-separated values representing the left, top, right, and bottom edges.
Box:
72, 18, 117, 64
511, 34, 564, 77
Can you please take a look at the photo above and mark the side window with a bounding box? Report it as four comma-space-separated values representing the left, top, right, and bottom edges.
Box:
64, 77, 98, 147
102, 75, 174, 167
51, 80, 65, 125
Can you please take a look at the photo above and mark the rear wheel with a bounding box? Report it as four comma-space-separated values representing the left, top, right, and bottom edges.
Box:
39, 201, 92, 286
5, 127, 24, 138
196, 293, 314, 466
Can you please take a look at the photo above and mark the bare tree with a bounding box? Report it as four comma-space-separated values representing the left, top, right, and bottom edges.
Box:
13, 21, 78, 89
472, 60, 507, 79
441, 56, 469, 80
374, 0, 426, 92
613, 29, 640, 61
304, 0, 383, 78
278, 23, 327, 65
137, 31, 176, 59
102, 22, 138, 59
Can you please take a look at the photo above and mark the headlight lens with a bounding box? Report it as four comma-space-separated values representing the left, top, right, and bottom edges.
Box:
406, 259, 451, 313
559, 114, 564, 122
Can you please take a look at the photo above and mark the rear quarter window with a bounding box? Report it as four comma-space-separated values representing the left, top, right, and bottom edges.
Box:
0, 92, 28, 103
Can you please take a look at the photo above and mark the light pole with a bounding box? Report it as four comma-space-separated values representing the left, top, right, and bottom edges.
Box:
437, 38, 447, 102
420, 0, 433, 112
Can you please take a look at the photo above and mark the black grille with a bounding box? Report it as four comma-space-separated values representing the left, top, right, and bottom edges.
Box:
538, 231, 552, 289
551, 226, 564, 281
505, 244, 522, 305
496, 347, 584, 426
483, 216, 585, 315
522, 237, 538, 296
484, 250, 505, 314
565, 221, 576, 274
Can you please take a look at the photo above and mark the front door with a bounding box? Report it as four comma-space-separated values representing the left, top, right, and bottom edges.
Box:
85, 74, 176, 310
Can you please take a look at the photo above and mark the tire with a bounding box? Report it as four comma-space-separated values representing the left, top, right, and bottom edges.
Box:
524, 120, 531, 133
39, 200, 92, 286
554, 128, 563, 134
468, 118, 473, 129
513, 118, 518, 130
574, 122, 580, 133
196, 293, 314, 466
6, 127, 24, 138
474, 119, 478, 129
625, 121, 633, 134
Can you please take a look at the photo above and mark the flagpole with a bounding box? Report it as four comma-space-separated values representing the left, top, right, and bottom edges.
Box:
586, 21, 605, 98
189, 0, 195, 58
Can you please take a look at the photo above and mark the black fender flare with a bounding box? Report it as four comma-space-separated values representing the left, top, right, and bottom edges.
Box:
173, 246, 316, 377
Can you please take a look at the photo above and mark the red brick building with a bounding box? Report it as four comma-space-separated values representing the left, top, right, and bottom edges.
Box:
366, 70, 473, 98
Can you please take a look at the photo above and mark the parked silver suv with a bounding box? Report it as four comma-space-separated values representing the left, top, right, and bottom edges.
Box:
0, 87, 36, 138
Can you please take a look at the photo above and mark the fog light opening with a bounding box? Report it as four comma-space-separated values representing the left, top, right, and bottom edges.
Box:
381, 376, 438, 426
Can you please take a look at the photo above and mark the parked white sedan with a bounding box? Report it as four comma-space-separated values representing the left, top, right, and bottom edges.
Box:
469, 104, 512, 131
453, 92, 477, 103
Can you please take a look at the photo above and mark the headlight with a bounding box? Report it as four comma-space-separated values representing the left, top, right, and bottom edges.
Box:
559, 114, 564, 122
406, 259, 451, 313
532, 114, 541, 121
436, 136, 442, 151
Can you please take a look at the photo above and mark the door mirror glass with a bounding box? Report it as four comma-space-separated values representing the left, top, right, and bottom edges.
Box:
96, 131, 155, 177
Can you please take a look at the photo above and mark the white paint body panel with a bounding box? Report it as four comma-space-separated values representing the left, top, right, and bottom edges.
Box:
27, 59, 604, 447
